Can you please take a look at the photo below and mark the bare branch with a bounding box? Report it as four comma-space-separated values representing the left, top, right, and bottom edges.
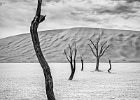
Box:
96, 29, 103, 45
68, 44, 71, 51
73, 50, 77, 70
68, 45, 72, 54
89, 39, 97, 50
88, 44, 97, 57
73, 42, 77, 64
99, 45, 110, 57
64, 49, 70, 62
74, 47, 77, 60
96, 35, 100, 45
39, 15, 46, 23
36, 0, 42, 17
96, 29, 104, 46
68, 44, 73, 59
99, 41, 107, 55
102, 41, 108, 47
96, 37, 100, 57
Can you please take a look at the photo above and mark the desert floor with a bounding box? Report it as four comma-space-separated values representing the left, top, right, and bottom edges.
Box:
0, 63, 140, 100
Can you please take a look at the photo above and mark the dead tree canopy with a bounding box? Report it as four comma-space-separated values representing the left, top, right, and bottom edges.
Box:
64, 42, 77, 80
30, 0, 55, 100
88, 30, 110, 71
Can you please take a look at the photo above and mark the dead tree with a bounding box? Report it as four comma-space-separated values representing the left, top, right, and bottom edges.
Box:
30, 0, 55, 100
64, 43, 77, 80
80, 55, 84, 71
88, 30, 110, 71
108, 59, 112, 73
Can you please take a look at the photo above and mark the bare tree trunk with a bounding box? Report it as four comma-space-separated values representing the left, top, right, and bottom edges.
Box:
81, 61, 84, 71
81, 57, 84, 71
30, 0, 55, 100
69, 44, 77, 80
108, 59, 112, 73
68, 62, 75, 80
69, 68, 75, 80
95, 57, 99, 71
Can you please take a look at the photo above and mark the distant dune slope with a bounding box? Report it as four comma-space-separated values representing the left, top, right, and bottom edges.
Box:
0, 27, 140, 63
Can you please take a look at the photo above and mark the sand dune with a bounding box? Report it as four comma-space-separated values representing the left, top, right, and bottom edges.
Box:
0, 27, 140, 63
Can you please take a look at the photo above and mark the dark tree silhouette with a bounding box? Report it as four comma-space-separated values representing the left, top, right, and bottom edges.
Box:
88, 30, 110, 71
64, 43, 77, 80
108, 59, 112, 73
30, 0, 55, 100
80, 55, 84, 71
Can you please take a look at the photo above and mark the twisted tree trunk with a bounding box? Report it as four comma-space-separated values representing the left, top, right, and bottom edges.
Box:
30, 0, 55, 100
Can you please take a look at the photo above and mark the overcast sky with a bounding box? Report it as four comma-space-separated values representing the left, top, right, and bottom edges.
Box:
0, 0, 140, 38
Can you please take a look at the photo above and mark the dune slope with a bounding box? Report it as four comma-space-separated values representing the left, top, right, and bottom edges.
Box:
0, 27, 140, 63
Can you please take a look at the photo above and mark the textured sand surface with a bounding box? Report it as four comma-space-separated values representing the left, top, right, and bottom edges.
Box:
0, 27, 140, 63
0, 63, 140, 100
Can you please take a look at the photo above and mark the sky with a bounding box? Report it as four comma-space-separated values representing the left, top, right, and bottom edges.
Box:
0, 0, 140, 38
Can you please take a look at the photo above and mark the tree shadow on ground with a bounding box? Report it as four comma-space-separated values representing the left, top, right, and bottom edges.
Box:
90, 70, 117, 74
90, 70, 103, 73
